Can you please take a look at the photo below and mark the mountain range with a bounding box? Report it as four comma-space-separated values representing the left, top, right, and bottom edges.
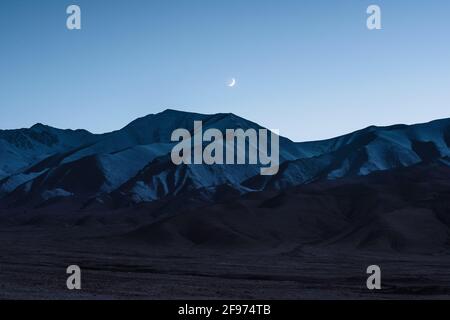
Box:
2, 109, 450, 301
1, 109, 449, 209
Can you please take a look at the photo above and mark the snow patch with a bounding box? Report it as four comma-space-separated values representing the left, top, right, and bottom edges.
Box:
41, 188, 74, 201
130, 181, 156, 203
0, 170, 47, 194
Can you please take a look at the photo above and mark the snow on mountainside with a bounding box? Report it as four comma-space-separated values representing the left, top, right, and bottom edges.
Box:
0, 124, 98, 179
56, 109, 303, 164
0, 110, 449, 208
254, 118, 450, 191
115, 155, 261, 203
0, 109, 303, 205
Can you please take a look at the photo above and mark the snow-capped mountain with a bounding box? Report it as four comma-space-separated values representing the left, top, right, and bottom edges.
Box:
0, 110, 449, 208
246, 118, 450, 190
0, 124, 98, 179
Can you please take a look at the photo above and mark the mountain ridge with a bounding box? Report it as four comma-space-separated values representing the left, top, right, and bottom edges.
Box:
1, 110, 449, 210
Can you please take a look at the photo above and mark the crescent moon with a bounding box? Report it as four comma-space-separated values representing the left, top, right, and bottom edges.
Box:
228, 78, 236, 87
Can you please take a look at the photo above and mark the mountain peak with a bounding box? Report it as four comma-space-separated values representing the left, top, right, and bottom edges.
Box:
30, 123, 54, 132
31, 123, 47, 129
158, 108, 211, 118
160, 108, 184, 114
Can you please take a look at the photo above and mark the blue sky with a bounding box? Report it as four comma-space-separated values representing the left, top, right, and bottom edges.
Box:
0, 0, 449, 141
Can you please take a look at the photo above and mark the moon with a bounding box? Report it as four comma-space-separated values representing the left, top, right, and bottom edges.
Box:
228, 78, 236, 87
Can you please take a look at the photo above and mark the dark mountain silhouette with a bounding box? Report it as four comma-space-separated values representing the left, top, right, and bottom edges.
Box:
122, 161, 450, 254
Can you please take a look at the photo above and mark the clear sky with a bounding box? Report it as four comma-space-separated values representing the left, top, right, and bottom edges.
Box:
1, 0, 449, 141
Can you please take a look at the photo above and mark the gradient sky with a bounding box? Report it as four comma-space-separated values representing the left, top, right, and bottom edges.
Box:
1, 0, 449, 141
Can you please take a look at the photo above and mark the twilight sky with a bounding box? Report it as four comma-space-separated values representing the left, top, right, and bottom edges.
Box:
0, 0, 449, 141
